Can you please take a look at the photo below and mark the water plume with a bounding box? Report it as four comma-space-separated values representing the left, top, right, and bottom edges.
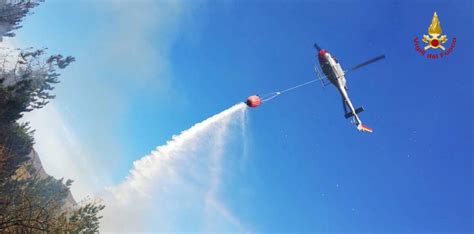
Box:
101, 103, 249, 232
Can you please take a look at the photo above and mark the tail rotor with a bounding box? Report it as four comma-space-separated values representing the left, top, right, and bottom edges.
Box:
357, 123, 373, 133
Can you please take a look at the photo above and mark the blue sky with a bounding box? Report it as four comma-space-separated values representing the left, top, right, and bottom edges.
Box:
12, 0, 473, 232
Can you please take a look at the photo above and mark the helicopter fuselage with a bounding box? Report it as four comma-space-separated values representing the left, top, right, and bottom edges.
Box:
318, 50, 363, 126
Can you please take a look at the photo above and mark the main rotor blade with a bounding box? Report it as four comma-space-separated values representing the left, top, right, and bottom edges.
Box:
350, 55, 385, 71
314, 43, 321, 51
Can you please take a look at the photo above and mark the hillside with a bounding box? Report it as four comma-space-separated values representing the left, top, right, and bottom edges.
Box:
27, 149, 77, 209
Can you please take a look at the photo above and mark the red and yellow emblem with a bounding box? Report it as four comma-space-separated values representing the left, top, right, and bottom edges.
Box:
422, 12, 448, 50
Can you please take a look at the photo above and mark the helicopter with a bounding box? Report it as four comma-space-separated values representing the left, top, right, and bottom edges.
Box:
314, 43, 385, 133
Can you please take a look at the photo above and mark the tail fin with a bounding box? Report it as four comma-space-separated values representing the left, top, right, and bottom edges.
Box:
357, 123, 373, 133
344, 107, 365, 119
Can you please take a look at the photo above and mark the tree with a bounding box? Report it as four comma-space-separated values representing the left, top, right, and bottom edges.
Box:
0, 122, 33, 179
0, 0, 106, 231
0, 47, 74, 180
0, 48, 75, 123
0, 0, 42, 41
0, 163, 105, 232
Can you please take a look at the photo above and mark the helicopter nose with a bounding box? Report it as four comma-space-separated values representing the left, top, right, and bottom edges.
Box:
319, 49, 327, 56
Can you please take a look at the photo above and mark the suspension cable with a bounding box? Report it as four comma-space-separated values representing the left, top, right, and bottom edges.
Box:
260, 79, 319, 103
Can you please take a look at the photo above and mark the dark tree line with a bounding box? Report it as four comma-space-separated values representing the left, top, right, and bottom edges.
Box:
0, 1, 105, 232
